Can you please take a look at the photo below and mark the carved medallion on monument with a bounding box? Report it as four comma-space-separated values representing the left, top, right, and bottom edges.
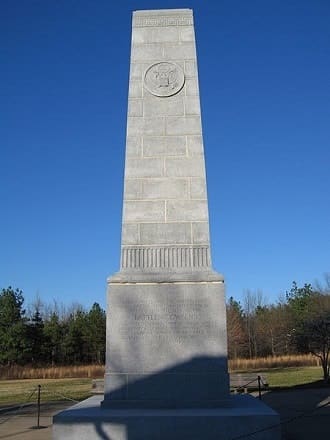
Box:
144, 62, 185, 97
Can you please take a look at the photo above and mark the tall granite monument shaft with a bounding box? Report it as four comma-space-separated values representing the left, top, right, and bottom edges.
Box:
103, 9, 229, 408
121, 10, 211, 275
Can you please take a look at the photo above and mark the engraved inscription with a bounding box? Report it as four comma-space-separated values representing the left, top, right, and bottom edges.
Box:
133, 16, 193, 28
144, 62, 185, 97
117, 299, 217, 345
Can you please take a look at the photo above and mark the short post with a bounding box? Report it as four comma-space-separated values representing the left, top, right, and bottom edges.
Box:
257, 376, 262, 400
37, 384, 41, 428
30, 384, 47, 430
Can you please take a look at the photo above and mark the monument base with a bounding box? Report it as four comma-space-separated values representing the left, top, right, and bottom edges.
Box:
53, 395, 281, 439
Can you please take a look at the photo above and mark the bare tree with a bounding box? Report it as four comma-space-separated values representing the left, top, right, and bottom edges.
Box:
297, 314, 330, 382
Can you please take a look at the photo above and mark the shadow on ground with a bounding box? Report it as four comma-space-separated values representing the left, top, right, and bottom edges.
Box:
261, 383, 330, 440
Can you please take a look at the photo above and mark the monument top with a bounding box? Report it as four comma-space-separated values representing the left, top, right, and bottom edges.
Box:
132, 9, 193, 27
133, 9, 192, 16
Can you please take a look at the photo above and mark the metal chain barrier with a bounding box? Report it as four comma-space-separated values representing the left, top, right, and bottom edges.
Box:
234, 376, 264, 399
0, 386, 38, 425
41, 385, 79, 403
0, 384, 80, 430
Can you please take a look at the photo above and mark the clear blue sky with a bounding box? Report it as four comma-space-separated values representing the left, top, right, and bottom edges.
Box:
1, 0, 329, 310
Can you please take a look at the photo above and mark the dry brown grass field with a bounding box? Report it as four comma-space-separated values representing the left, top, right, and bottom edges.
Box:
0, 364, 105, 380
228, 354, 320, 372
0, 354, 320, 380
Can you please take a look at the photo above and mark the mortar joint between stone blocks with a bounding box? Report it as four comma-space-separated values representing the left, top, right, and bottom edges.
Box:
137, 224, 141, 244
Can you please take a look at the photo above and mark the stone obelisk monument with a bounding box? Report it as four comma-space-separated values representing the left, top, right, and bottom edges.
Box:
103, 8, 229, 409
53, 9, 280, 439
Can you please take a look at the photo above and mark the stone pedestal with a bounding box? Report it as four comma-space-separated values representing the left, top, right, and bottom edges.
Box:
102, 280, 229, 409
53, 395, 280, 440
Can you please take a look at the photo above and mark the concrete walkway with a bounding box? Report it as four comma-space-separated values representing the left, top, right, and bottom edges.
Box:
262, 387, 330, 439
0, 401, 72, 439
0, 388, 329, 439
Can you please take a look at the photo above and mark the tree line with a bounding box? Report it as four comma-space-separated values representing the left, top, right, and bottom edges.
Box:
0, 287, 106, 366
227, 279, 330, 380
1, 279, 330, 379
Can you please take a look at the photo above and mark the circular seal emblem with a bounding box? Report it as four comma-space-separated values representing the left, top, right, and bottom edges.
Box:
144, 62, 185, 97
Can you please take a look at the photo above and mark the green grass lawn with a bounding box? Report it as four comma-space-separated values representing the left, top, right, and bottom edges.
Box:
231, 366, 326, 389
259, 366, 325, 388
0, 378, 91, 406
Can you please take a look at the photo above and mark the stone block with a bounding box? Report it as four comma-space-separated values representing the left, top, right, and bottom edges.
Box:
184, 60, 197, 78
192, 222, 210, 244
144, 117, 166, 136
187, 135, 204, 155
102, 374, 126, 398
124, 179, 143, 200
166, 136, 187, 155
126, 117, 143, 137
127, 117, 166, 137
180, 26, 195, 42
163, 42, 196, 60
132, 27, 179, 44
166, 200, 208, 222
165, 157, 205, 177
128, 99, 143, 117
131, 43, 164, 61
143, 136, 186, 157
123, 200, 165, 222
125, 158, 163, 178
106, 371, 229, 405
128, 80, 142, 98
166, 116, 201, 135
125, 136, 142, 158
143, 96, 184, 117
190, 177, 207, 199
142, 178, 188, 199
121, 224, 140, 245
185, 78, 199, 96
140, 223, 192, 244
185, 96, 200, 115
129, 63, 146, 81
143, 136, 166, 156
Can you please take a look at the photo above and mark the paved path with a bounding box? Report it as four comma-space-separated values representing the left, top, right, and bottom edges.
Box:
0, 388, 329, 439
0, 401, 72, 440
262, 387, 330, 439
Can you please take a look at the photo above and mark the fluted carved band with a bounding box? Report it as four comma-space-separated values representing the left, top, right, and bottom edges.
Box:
121, 246, 210, 270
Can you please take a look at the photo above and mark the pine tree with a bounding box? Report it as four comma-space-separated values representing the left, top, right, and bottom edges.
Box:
0, 287, 29, 365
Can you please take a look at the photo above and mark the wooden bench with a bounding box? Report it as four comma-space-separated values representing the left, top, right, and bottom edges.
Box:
230, 373, 268, 394
91, 379, 104, 394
